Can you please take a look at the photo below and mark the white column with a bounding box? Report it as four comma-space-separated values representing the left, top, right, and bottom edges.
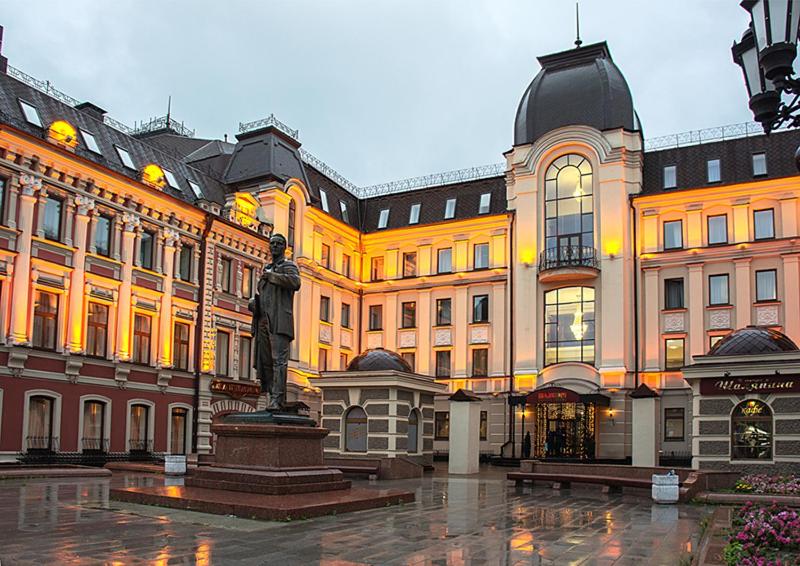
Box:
115, 213, 140, 361
66, 196, 95, 352
158, 229, 180, 367
631, 393, 658, 467
448, 395, 481, 474
7, 174, 40, 345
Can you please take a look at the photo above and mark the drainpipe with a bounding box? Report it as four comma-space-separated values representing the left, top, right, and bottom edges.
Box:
629, 195, 640, 389
191, 214, 214, 453
508, 210, 516, 456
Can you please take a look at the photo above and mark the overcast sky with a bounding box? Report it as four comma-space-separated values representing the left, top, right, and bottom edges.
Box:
2, 0, 753, 186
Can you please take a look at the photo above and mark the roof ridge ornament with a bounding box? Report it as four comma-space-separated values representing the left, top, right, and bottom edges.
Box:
574, 2, 583, 48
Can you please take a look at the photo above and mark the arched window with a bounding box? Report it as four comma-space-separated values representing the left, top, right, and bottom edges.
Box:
732, 400, 773, 460
407, 409, 420, 454
544, 154, 594, 266
82, 400, 106, 452
287, 198, 296, 250
129, 403, 151, 453
344, 406, 368, 453
170, 407, 188, 455
544, 287, 595, 365
27, 395, 55, 451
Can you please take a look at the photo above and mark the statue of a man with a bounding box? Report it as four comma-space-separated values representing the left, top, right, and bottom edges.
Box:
249, 234, 301, 411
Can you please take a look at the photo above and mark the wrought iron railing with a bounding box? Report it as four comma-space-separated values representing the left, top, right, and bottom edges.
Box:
644, 121, 774, 151
129, 439, 153, 452
538, 246, 598, 272
239, 113, 299, 139
132, 115, 195, 138
81, 437, 109, 452
25, 436, 58, 451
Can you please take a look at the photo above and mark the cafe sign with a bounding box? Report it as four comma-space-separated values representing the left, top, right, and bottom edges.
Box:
210, 379, 261, 399
700, 375, 800, 396
527, 387, 581, 404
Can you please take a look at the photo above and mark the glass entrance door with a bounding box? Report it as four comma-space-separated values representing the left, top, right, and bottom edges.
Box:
534, 401, 596, 460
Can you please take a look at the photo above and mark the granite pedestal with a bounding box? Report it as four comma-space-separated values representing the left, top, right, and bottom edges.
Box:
110, 414, 414, 520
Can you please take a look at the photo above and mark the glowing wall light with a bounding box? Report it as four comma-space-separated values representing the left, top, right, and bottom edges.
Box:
48, 120, 78, 148
141, 163, 167, 189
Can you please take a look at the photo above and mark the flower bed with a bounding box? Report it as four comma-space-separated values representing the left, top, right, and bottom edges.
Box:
723, 502, 800, 565
735, 474, 800, 495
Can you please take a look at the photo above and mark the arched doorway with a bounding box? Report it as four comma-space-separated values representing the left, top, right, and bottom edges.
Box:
344, 406, 368, 453
407, 409, 420, 454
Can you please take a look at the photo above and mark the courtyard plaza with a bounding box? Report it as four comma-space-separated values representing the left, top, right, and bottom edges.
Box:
0, 464, 708, 566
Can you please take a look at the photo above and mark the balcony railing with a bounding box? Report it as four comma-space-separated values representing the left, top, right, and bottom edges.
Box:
538, 246, 598, 272
81, 437, 109, 452
25, 436, 58, 452
129, 439, 153, 453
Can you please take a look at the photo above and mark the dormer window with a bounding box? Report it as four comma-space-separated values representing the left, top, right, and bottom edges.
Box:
115, 146, 136, 169
378, 209, 390, 229
163, 168, 180, 189
141, 163, 166, 189
444, 198, 456, 219
18, 99, 42, 127
80, 129, 101, 154
479, 193, 491, 214
188, 180, 203, 199
340, 201, 349, 223
409, 203, 421, 224
663, 165, 677, 189
47, 120, 78, 148
320, 189, 330, 212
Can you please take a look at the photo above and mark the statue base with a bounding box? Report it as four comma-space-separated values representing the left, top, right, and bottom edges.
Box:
223, 409, 316, 428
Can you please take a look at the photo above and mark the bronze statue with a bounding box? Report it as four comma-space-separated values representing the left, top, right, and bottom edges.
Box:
249, 234, 301, 411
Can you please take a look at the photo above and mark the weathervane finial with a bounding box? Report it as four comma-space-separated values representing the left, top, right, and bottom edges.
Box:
575, 2, 583, 48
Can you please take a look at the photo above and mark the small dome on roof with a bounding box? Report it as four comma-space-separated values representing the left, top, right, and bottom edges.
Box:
708, 326, 798, 357
346, 348, 413, 372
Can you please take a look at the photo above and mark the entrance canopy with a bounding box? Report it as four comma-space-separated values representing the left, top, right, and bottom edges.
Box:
526, 386, 610, 407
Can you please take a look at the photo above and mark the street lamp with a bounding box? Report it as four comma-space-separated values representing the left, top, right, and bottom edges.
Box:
733, 0, 800, 135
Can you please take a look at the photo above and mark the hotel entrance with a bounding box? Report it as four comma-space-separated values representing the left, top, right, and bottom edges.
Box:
527, 387, 608, 461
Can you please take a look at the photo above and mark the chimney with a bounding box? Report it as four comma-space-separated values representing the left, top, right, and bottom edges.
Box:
76, 101, 107, 121
0, 26, 8, 74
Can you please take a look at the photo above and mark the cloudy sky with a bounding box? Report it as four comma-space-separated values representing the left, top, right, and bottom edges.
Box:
3, 0, 752, 186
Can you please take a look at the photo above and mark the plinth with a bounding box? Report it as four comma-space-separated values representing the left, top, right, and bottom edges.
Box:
110, 416, 414, 520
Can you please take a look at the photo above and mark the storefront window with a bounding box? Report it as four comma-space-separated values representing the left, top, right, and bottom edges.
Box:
544, 287, 595, 365
731, 400, 772, 460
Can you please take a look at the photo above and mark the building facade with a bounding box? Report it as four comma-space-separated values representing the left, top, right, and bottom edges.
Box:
0, 31, 798, 469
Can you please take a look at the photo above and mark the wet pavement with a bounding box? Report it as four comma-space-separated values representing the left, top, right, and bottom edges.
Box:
0, 464, 709, 565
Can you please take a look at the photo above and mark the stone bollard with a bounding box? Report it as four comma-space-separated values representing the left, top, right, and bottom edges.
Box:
164, 454, 187, 476
652, 471, 679, 504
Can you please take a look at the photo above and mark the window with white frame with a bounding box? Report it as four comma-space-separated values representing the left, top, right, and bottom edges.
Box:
409, 203, 421, 224
80, 129, 101, 154
752, 152, 767, 176
444, 198, 456, 219
707, 159, 721, 183
378, 208, 390, 229
115, 145, 136, 169
320, 189, 330, 212
756, 269, 777, 302
479, 193, 491, 214
663, 165, 677, 189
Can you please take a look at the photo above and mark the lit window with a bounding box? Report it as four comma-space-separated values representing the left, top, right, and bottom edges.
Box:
472, 294, 489, 323
752, 152, 767, 176
664, 278, 684, 310
435, 350, 452, 377
409, 203, 421, 224
115, 146, 136, 169
665, 338, 684, 370
401, 301, 416, 328
544, 154, 594, 261
664, 408, 684, 441
707, 159, 721, 183
242, 266, 253, 298
435, 411, 449, 439
18, 99, 42, 127
378, 208, 390, 229
472, 348, 488, 377
756, 269, 777, 302
754, 209, 775, 240
188, 180, 203, 199
163, 169, 180, 189
371, 256, 384, 281
173, 322, 190, 371
320, 189, 329, 212
474, 243, 489, 269
86, 303, 109, 358
32, 291, 58, 350
663, 220, 683, 250
321, 243, 330, 269
709, 274, 729, 305
709, 335, 725, 350
663, 165, 677, 189
707, 214, 728, 245
480, 411, 488, 441
479, 193, 491, 214
436, 298, 452, 325
437, 248, 452, 273
732, 400, 772, 460
444, 198, 456, 219
368, 304, 383, 330
544, 286, 595, 365
220, 257, 232, 292
80, 129, 101, 154
403, 251, 417, 277
339, 201, 349, 223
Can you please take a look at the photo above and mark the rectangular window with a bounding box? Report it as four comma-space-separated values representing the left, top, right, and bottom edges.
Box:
170, 407, 187, 455
115, 145, 136, 169
319, 348, 328, 371
707, 159, 721, 183
707, 214, 728, 245
242, 266, 253, 298
32, 291, 58, 350
472, 348, 488, 377
0, 177, 5, 225
444, 198, 456, 219
401, 351, 416, 372
434, 412, 450, 440
480, 411, 488, 441
140, 230, 155, 270
80, 129, 101, 154
663, 165, 677, 189
752, 152, 767, 176
369, 304, 383, 330
43, 196, 63, 242
94, 214, 112, 256
188, 180, 203, 199
339, 201, 349, 223
320, 295, 331, 323
321, 243, 330, 269
756, 269, 777, 302
178, 244, 193, 281
378, 209, 390, 229
403, 252, 417, 278
479, 193, 491, 214
19, 99, 43, 126
472, 294, 489, 323
133, 314, 152, 365
409, 203, 421, 224
163, 169, 180, 189
220, 257, 232, 292
86, 303, 109, 358
437, 248, 452, 273
435, 350, 452, 377
340, 353, 349, 370
663, 220, 683, 250
319, 189, 329, 212
709, 274, 730, 305
664, 408, 685, 441
665, 338, 684, 370
664, 278, 685, 310
436, 298, 452, 326
215, 330, 229, 376
754, 209, 775, 240
710, 335, 725, 350
341, 302, 351, 328
371, 256, 384, 281
239, 336, 252, 379
173, 322, 190, 371
342, 254, 351, 278
401, 301, 416, 328
474, 243, 489, 269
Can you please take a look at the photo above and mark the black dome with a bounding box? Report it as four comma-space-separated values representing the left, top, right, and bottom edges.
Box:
346, 348, 413, 372
708, 326, 798, 357
514, 42, 639, 146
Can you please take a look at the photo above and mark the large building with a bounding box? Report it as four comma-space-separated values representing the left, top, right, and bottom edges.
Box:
0, 29, 798, 471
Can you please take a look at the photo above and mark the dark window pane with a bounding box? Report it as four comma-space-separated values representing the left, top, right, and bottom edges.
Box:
665, 278, 684, 310
95, 215, 112, 256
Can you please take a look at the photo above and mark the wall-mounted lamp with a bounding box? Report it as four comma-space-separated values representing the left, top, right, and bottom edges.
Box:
607, 408, 616, 426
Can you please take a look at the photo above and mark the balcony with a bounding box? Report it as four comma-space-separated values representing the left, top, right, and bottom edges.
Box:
538, 246, 599, 283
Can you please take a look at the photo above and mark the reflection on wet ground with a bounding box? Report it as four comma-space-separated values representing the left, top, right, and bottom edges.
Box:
0, 464, 709, 565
